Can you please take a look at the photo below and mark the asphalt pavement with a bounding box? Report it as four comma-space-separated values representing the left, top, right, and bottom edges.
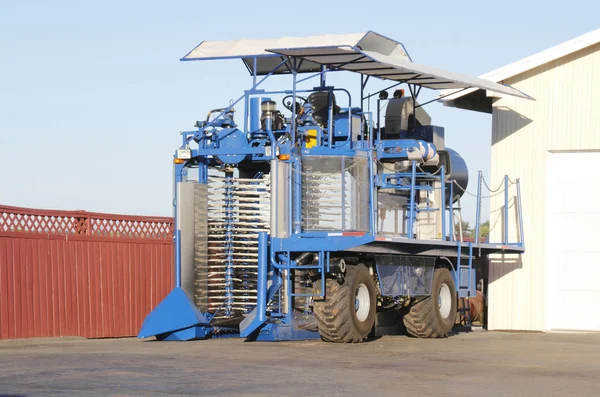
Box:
1, 331, 599, 396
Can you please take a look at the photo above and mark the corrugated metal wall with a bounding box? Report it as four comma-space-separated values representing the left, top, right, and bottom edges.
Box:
0, 205, 174, 339
488, 42, 600, 331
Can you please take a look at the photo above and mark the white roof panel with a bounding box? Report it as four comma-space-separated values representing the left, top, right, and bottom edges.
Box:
182, 31, 530, 99
181, 31, 411, 75
182, 33, 368, 60
267, 47, 530, 98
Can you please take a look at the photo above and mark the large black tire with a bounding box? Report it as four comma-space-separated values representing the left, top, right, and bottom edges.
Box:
403, 268, 457, 338
312, 264, 376, 343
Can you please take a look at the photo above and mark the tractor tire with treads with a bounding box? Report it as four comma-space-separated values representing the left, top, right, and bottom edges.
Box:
312, 264, 376, 343
403, 267, 457, 338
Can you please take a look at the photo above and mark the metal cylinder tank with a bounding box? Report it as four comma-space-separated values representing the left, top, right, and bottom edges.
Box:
249, 97, 260, 132
442, 148, 469, 203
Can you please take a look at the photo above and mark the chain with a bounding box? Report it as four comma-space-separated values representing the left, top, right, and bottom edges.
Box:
481, 175, 517, 193
481, 177, 505, 193
453, 180, 505, 198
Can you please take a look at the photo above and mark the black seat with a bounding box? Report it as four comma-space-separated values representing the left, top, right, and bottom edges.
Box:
307, 92, 340, 127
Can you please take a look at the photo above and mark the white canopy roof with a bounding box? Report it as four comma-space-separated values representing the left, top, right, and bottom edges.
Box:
182, 32, 410, 61
182, 32, 411, 75
182, 31, 530, 99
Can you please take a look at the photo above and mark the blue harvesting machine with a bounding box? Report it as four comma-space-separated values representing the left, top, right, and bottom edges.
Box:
139, 32, 527, 342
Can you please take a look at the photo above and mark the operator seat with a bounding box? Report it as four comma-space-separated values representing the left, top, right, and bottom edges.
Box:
307, 91, 340, 127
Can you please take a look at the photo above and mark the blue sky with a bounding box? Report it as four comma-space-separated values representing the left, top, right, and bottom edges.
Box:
1, 0, 598, 223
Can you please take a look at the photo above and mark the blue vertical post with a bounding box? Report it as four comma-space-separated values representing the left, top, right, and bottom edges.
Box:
198, 160, 207, 184
368, 150, 376, 236
449, 181, 455, 241
341, 156, 346, 230
174, 162, 184, 288
328, 88, 333, 148
256, 232, 268, 323
504, 175, 509, 244
198, 135, 208, 184
244, 93, 249, 133
291, 58, 297, 145
516, 178, 524, 247
322, 252, 328, 296
468, 243, 474, 295
475, 171, 482, 244
288, 159, 293, 237
407, 161, 417, 238
440, 165, 446, 241
376, 99, 381, 142
455, 239, 461, 291
320, 65, 326, 87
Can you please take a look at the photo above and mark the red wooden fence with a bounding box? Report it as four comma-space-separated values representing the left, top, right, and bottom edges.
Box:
0, 205, 174, 340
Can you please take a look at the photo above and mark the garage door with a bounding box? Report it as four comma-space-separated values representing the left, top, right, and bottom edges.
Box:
546, 151, 600, 331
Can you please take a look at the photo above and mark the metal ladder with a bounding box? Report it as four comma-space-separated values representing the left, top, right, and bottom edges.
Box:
451, 197, 464, 243
457, 297, 472, 326
452, 195, 476, 326
453, 195, 476, 301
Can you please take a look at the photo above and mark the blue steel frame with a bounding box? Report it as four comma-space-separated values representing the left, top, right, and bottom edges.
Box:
138, 51, 525, 341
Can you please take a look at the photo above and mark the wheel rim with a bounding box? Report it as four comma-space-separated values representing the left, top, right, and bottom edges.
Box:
438, 283, 452, 319
355, 283, 370, 322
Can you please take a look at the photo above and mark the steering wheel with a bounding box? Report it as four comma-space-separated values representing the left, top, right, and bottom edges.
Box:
282, 95, 307, 113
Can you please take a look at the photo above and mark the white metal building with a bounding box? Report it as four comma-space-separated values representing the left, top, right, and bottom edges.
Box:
442, 29, 600, 331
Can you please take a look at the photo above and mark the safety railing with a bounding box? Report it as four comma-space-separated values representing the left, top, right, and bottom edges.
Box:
454, 172, 524, 247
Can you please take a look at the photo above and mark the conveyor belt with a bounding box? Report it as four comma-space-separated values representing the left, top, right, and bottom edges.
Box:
194, 174, 270, 325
